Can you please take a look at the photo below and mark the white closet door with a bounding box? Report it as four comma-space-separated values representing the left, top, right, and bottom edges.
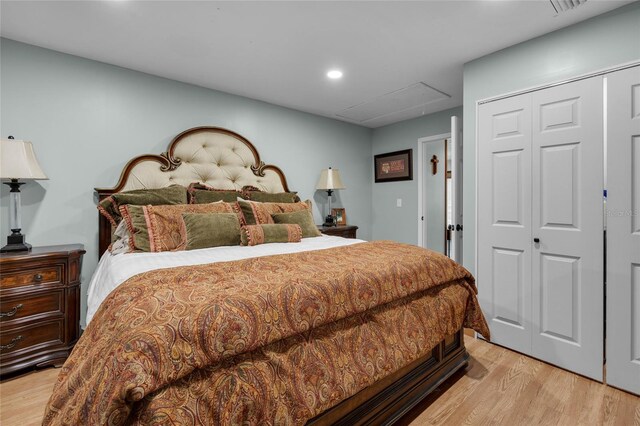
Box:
478, 94, 533, 354
606, 66, 640, 395
530, 77, 604, 381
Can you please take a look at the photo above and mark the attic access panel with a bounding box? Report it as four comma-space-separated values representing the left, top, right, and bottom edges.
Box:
337, 82, 451, 124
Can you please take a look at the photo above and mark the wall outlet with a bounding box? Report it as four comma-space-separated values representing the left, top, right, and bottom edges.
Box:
396, 198, 402, 207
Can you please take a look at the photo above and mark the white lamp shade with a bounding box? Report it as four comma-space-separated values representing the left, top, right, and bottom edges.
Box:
316, 168, 345, 190
0, 139, 48, 180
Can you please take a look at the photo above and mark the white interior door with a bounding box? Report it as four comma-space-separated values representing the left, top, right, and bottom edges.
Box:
530, 77, 604, 381
450, 116, 463, 263
606, 66, 640, 395
478, 94, 533, 354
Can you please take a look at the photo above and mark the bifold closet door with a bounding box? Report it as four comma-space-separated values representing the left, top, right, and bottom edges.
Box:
530, 77, 603, 381
478, 77, 604, 380
606, 66, 640, 395
478, 94, 533, 355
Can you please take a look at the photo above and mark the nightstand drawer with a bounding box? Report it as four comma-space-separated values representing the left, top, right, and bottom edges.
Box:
318, 225, 358, 239
0, 265, 63, 290
337, 229, 356, 238
0, 291, 64, 323
0, 319, 64, 357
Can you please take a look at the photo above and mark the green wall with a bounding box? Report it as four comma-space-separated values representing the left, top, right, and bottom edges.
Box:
0, 38, 372, 326
371, 106, 462, 243
463, 2, 640, 274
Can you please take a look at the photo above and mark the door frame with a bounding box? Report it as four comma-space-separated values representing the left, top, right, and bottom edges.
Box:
417, 132, 450, 250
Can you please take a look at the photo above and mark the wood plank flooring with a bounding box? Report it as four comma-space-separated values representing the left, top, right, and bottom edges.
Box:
1, 336, 638, 425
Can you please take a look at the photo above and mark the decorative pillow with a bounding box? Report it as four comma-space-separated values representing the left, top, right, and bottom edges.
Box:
244, 191, 300, 203
271, 210, 322, 238
188, 182, 243, 204
119, 205, 152, 252
118, 202, 239, 252
109, 220, 132, 254
239, 185, 300, 203
145, 203, 241, 252
180, 213, 241, 250
237, 199, 312, 226
98, 185, 187, 226
240, 224, 303, 246
113, 219, 129, 240
110, 237, 131, 255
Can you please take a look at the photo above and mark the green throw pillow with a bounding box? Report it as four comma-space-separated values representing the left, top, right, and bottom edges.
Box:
187, 182, 243, 204
181, 213, 241, 250
271, 210, 321, 238
245, 191, 300, 203
119, 205, 152, 252
99, 185, 188, 226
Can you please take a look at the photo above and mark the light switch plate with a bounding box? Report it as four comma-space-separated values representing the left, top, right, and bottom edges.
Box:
396, 198, 402, 207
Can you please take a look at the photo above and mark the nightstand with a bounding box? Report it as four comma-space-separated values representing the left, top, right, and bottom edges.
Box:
318, 225, 358, 239
0, 244, 85, 377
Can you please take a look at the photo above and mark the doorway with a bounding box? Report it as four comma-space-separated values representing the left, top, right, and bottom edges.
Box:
417, 116, 462, 262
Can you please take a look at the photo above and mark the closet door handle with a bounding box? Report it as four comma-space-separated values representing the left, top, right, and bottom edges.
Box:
533, 238, 540, 243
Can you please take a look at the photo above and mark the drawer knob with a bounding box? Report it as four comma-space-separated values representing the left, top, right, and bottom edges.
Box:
0, 304, 23, 318
34, 273, 43, 282
0, 335, 23, 351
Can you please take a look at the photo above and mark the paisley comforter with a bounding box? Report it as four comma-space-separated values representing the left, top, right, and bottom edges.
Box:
43, 241, 489, 425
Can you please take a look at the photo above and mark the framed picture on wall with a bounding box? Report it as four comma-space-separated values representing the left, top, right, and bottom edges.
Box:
331, 208, 347, 226
374, 149, 413, 182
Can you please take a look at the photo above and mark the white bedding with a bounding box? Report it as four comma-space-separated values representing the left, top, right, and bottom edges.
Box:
86, 235, 364, 325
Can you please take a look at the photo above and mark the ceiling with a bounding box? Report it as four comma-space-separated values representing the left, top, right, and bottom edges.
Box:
0, 1, 634, 128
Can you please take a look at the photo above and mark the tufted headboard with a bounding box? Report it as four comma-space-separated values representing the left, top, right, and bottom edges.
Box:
95, 126, 292, 255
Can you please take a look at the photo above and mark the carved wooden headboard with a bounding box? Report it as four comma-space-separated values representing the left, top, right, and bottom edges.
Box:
95, 126, 291, 255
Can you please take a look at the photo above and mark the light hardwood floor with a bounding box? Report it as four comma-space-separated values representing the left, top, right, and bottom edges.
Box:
1, 337, 638, 425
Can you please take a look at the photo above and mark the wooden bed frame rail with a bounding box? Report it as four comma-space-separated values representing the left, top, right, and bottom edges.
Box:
309, 329, 467, 425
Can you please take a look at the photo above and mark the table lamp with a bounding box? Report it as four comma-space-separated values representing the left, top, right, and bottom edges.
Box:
0, 137, 48, 252
316, 167, 345, 227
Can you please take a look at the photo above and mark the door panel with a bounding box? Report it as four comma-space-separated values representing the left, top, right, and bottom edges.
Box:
492, 247, 525, 328
492, 150, 524, 225
540, 253, 580, 343
540, 143, 580, 228
606, 66, 640, 395
531, 77, 603, 381
478, 94, 532, 354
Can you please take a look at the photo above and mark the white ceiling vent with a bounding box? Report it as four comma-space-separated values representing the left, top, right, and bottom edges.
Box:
550, 0, 587, 14
336, 82, 451, 124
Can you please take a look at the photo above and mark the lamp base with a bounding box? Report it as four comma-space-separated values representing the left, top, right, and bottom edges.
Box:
1, 231, 32, 253
323, 215, 336, 227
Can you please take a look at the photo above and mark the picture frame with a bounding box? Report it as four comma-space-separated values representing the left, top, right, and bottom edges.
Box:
331, 208, 347, 226
374, 149, 413, 183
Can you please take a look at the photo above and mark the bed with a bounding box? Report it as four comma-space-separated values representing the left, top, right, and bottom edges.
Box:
43, 127, 489, 425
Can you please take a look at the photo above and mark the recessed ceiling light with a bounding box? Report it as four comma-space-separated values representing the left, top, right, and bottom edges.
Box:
327, 70, 343, 79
